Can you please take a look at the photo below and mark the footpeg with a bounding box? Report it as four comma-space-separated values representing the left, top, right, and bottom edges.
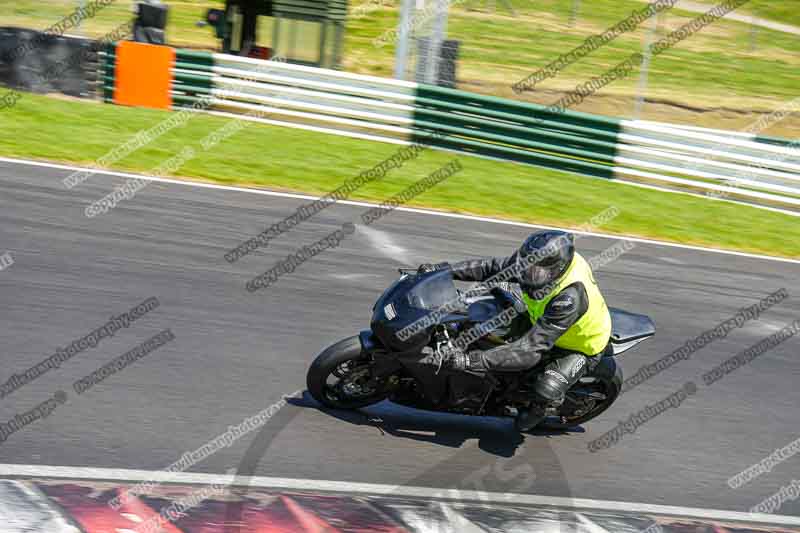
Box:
515, 404, 546, 432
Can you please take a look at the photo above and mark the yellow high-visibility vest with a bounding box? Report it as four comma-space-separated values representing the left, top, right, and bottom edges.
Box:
521, 253, 612, 356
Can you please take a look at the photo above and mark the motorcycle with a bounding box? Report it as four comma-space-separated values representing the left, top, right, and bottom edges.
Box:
307, 268, 655, 431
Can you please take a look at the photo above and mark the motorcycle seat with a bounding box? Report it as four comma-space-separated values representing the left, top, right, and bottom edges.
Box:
609, 307, 655, 343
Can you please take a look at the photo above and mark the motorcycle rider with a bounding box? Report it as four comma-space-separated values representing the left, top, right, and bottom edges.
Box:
417, 230, 612, 432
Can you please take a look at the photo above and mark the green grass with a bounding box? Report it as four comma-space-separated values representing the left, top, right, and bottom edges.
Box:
1, 94, 798, 259
345, 0, 800, 110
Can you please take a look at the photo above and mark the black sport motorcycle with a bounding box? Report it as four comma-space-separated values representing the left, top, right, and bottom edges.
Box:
307, 269, 655, 430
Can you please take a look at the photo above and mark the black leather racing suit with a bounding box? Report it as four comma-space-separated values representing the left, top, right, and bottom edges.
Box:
450, 255, 602, 404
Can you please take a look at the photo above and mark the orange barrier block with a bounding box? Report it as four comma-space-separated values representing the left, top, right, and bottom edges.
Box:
113, 41, 175, 109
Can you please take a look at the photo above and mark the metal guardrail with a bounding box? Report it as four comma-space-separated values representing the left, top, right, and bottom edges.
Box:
99, 46, 800, 212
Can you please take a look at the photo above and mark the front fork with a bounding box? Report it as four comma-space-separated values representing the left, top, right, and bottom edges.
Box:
358, 330, 403, 388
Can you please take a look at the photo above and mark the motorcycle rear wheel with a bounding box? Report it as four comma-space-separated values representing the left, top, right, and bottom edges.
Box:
307, 336, 389, 410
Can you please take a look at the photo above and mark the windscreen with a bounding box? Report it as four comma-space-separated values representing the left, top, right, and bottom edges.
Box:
406, 270, 460, 311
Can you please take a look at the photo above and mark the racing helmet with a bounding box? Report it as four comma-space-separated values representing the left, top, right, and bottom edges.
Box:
516, 230, 575, 292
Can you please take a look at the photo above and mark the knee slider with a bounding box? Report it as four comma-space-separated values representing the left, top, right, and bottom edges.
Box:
535, 369, 570, 403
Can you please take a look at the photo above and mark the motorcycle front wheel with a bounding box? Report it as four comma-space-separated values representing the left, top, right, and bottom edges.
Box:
307, 336, 390, 409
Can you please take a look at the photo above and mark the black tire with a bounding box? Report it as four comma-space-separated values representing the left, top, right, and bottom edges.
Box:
307, 336, 389, 410
536, 357, 623, 431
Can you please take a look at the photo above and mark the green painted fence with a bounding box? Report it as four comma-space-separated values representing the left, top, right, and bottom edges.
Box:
98, 46, 800, 212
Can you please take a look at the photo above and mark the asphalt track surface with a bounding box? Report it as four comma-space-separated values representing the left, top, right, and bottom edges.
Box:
1, 159, 799, 517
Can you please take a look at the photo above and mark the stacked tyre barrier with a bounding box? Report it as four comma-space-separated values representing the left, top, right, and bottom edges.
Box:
0, 27, 95, 99
99, 46, 800, 212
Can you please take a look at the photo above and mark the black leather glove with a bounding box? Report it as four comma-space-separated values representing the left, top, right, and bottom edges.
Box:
417, 262, 451, 275
449, 349, 489, 373
489, 286, 528, 316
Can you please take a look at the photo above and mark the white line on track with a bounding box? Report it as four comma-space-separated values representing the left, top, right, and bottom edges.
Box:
1, 464, 799, 527
1, 156, 799, 265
